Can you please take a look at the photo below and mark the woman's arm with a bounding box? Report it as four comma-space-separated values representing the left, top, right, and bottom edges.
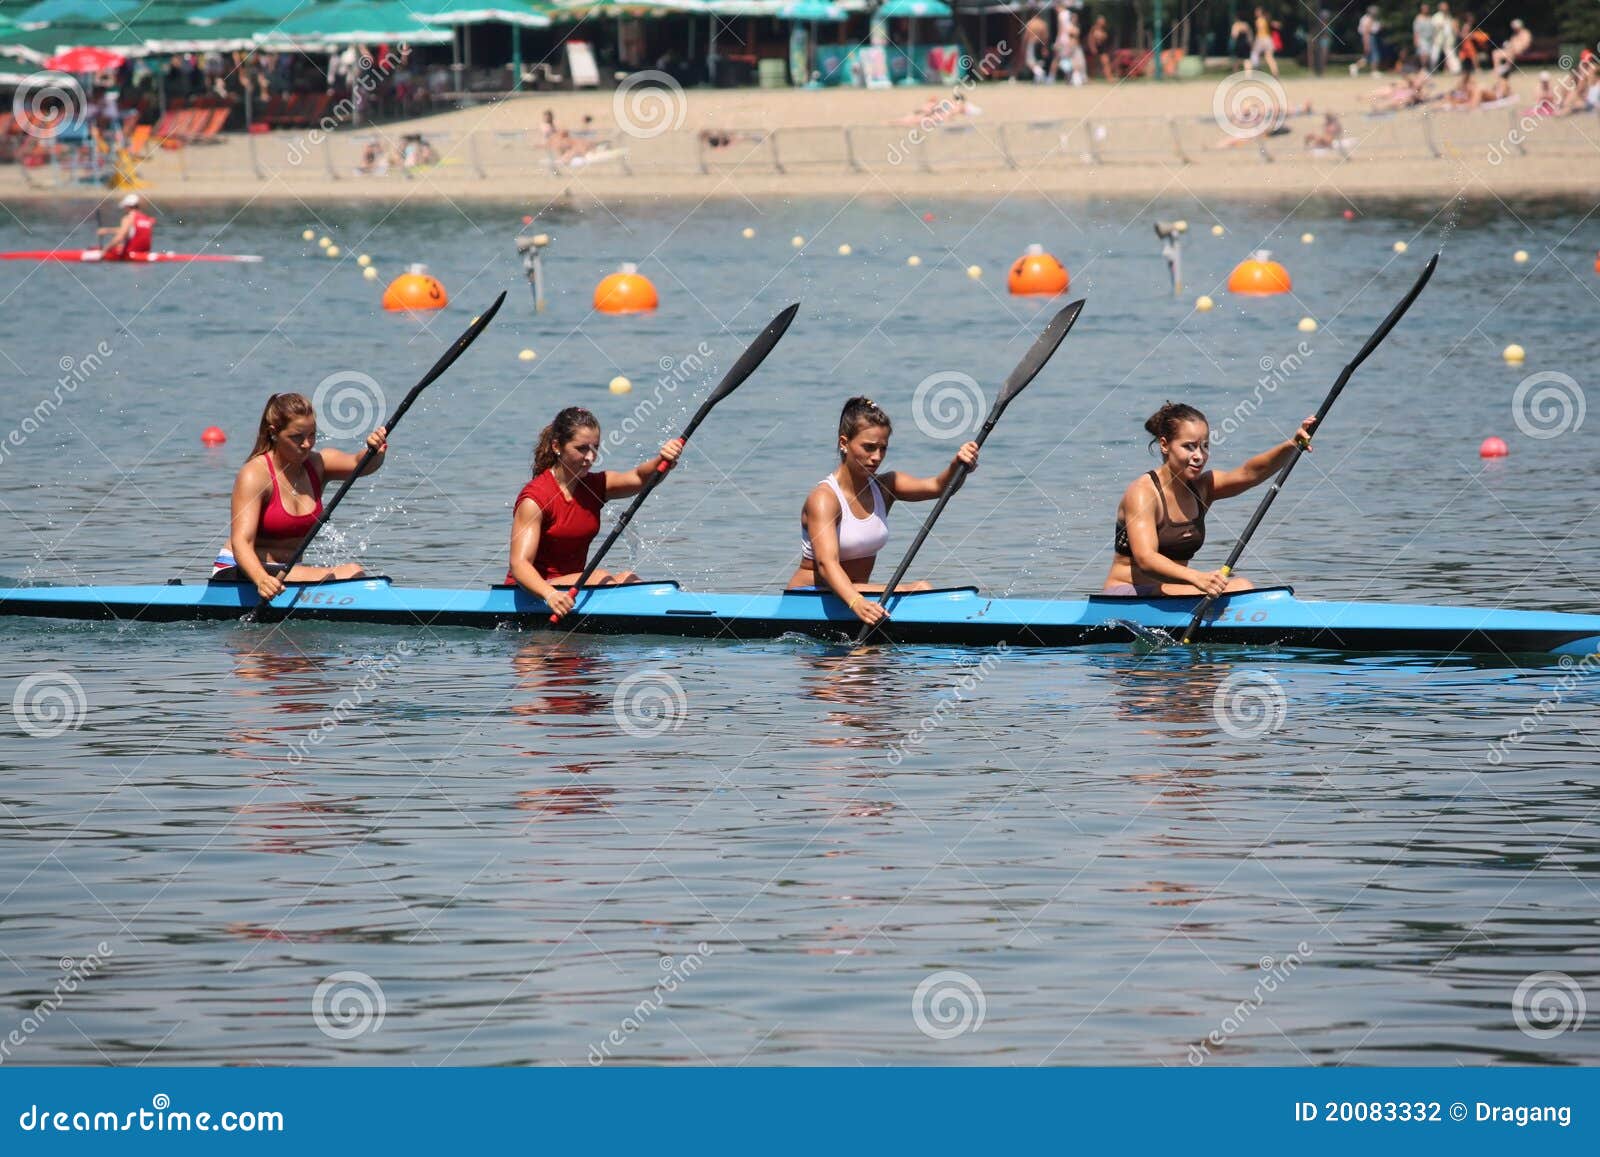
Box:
1209, 415, 1315, 500
803, 487, 886, 626
509, 499, 574, 618
316, 426, 388, 481
602, 437, 684, 499
880, 441, 980, 502
227, 461, 283, 601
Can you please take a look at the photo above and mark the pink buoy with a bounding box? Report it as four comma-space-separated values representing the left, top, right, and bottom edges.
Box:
201, 426, 227, 446
1479, 436, 1508, 458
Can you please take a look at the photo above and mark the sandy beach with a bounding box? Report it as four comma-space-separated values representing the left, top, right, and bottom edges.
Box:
5, 73, 1597, 204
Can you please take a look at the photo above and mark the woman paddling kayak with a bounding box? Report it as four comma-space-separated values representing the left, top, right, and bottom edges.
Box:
787, 396, 979, 626
509, 406, 683, 620
1104, 401, 1315, 597
213, 392, 387, 598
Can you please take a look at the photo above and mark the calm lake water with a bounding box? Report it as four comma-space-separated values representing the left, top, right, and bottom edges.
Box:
0, 195, 1597, 1065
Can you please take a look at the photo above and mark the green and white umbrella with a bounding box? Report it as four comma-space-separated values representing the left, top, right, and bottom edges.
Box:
412, 0, 551, 92
261, 2, 454, 45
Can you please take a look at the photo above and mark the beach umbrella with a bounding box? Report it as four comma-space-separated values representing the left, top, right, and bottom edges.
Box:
874, 0, 950, 83
413, 1, 553, 92
186, 0, 324, 24
262, 2, 454, 45
10, 0, 143, 27
44, 45, 126, 71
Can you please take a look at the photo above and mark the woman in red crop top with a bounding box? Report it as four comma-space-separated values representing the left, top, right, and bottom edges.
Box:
1103, 401, 1315, 598
215, 392, 388, 600
509, 406, 682, 619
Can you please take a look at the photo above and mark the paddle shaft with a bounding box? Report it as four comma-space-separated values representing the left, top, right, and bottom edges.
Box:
268, 292, 507, 594
854, 299, 1086, 644
1180, 254, 1438, 643
554, 303, 801, 619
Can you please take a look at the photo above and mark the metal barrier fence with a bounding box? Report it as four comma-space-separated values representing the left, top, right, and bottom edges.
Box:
12, 105, 1596, 189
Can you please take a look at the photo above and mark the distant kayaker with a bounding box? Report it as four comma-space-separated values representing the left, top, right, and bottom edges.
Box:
1103, 401, 1315, 597
509, 406, 683, 620
98, 193, 155, 261
212, 392, 387, 598
786, 396, 979, 626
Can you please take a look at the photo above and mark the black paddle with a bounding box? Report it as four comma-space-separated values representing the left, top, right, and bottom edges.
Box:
261, 291, 507, 615
854, 299, 1086, 645
552, 302, 801, 622
1179, 253, 1439, 644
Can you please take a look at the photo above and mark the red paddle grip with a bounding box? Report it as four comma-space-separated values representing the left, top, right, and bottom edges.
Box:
656, 458, 675, 475
548, 586, 578, 624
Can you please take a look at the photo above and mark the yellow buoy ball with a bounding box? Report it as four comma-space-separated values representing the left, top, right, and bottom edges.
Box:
1393, 241, 1409, 253
1174, 220, 1188, 232
907, 255, 922, 267
362, 266, 379, 281
318, 236, 331, 249
791, 235, 805, 248
1503, 344, 1526, 363
838, 243, 852, 256
1195, 295, 1215, 312
593, 263, 659, 314
1513, 249, 1529, 264
326, 245, 341, 258
1301, 232, 1315, 244
742, 227, 756, 239
609, 376, 632, 394
1298, 317, 1318, 332
1211, 225, 1225, 236
519, 349, 537, 362
966, 264, 982, 280
301, 229, 315, 242
381, 264, 449, 312
357, 254, 371, 267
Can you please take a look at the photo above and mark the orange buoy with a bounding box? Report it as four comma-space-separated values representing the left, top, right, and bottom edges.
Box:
200, 426, 226, 446
1479, 436, 1508, 458
382, 264, 448, 312
1227, 250, 1292, 296
593, 263, 658, 314
1007, 243, 1070, 297
1593, 250, 1599, 275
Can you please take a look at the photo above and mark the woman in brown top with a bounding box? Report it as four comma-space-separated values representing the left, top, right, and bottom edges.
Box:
1103, 402, 1315, 598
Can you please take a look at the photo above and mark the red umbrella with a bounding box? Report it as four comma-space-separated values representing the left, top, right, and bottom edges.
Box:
43, 46, 127, 73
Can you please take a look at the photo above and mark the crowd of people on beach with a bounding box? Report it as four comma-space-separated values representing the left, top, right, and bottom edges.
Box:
1019, 2, 1112, 84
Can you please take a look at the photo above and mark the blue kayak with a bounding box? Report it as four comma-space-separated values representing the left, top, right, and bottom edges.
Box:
1, 579, 1598, 656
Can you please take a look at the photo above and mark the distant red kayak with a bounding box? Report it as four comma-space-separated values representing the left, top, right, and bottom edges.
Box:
0, 249, 263, 264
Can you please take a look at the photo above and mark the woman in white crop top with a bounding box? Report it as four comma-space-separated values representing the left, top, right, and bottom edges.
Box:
788, 396, 979, 627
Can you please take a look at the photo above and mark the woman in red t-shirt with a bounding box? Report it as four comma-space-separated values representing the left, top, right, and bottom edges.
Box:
509, 406, 682, 619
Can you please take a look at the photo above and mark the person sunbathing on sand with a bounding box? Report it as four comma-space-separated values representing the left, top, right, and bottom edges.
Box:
1304, 112, 1344, 149
888, 91, 980, 127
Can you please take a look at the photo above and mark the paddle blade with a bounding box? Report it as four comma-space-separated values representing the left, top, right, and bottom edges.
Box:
998, 299, 1084, 408
705, 303, 800, 407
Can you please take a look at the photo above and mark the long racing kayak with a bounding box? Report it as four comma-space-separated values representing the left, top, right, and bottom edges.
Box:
0, 249, 263, 264
2, 579, 1598, 656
